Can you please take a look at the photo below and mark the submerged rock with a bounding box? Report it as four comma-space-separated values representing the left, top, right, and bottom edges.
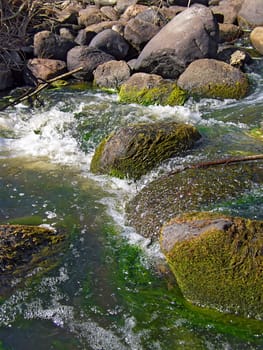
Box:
0, 224, 65, 294
160, 212, 263, 319
90, 121, 201, 179
126, 162, 263, 238
118, 72, 188, 106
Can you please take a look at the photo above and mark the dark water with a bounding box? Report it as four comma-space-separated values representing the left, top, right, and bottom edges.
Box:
0, 59, 262, 349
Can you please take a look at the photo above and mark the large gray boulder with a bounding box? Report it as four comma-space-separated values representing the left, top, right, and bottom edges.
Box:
177, 58, 249, 99
67, 46, 115, 80
134, 4, 219, 79
89, 29, 130, 59
238, 0, 263, 29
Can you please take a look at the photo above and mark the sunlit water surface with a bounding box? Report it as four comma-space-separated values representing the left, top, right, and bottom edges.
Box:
0, 59, 262, 350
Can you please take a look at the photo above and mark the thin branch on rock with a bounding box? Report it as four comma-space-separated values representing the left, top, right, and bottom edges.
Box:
168, 154, 263, 176
0, 67, 83, 111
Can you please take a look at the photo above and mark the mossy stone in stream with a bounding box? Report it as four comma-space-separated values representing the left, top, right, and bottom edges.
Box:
118, 73, 188, 106
126, 162, 263, 238
177, 59, 249, 100
90, 121, 201, 180
0, 224, 65, 295
160, 212, 263, 319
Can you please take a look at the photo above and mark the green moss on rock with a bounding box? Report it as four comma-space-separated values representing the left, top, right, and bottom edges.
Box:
118, 74, 187, 106
199, 80, 249, 100
161, 212, 263, 319
177, 59, 249, 100
90, 121, 201, 179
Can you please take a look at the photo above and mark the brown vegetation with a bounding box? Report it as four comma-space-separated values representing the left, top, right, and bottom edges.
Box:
0, 0, 66, 69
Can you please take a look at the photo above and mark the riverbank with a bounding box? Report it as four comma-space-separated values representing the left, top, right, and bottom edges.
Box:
0, 0, 262, 102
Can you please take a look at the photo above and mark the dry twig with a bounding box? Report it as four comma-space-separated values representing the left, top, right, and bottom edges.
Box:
167, 154, 263, 177
0, 66, 83, 111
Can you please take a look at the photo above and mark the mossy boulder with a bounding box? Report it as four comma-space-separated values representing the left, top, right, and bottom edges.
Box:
177, 59, 249, 100
118, 73, 188, 106
0, 224, 65, 294
126, 162, 263, 238
160, 212, 263, 319
90, 121, 201, 179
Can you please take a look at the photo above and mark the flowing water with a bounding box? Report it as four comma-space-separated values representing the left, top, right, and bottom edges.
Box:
0, 58, 263, 349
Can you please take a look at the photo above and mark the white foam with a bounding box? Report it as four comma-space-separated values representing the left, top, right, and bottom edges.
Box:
5, 107, 90, 169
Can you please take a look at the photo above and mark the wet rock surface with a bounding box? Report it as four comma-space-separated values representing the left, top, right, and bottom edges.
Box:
126, 162, 263, 239
90, 121, 201, 179
0, 224, 65, 295
177, 58, 249, 99
118, 72, 188, 105
160, 212, 263, 319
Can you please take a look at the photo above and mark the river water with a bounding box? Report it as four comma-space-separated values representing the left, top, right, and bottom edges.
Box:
0, 58, 262, 349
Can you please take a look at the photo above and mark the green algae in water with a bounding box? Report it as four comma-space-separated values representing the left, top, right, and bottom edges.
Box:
0, 340, 9, 350
81, 224, 263, 349
208, 189, 263, 219
7, 215, 44, 226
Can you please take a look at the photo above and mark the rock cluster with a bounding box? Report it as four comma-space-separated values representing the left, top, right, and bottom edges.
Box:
1, 0, 262, 102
